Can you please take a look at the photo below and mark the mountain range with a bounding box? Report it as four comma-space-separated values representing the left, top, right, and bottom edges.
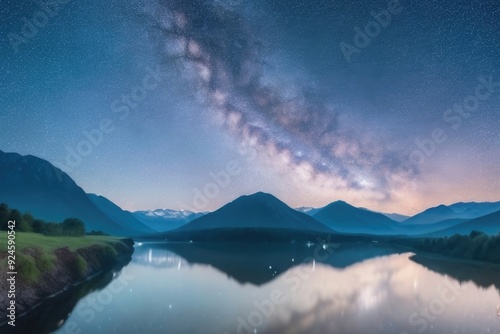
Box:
0, 150, 498, 239
428, 210, 500, 237
176, 192, 332, 233
402, 202, 500, 225
132, 209, 205, 232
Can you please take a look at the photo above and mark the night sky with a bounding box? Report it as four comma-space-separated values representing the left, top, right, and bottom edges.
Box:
1, 0, 499, 215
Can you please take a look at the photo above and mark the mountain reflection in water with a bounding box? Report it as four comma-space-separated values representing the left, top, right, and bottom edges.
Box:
45, 242, 500, 334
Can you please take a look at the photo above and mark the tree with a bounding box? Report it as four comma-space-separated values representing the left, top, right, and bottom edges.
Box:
469, 231, 484, 239
8, 209, 27, 231
61, 218, 85, 237
17, 212, 33, 232
44, 223, 63, 236
23, 212, 34, 227
31, 219, 46, 234
18, 219, 33, 232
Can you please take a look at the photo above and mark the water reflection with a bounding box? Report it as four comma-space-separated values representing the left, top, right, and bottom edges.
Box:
133, 242, 406, 286
0, 262, 132, 334
410, 254, 500, 293
133, 244, 186, 269
22, 242, 500, 334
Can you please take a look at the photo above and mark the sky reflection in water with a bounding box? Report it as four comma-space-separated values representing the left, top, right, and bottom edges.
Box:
55, 243, 500, 334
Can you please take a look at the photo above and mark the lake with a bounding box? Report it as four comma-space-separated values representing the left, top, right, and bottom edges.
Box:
35, 242, 500, 333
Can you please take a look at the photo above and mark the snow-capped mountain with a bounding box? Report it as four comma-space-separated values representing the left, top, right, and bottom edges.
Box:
295, 206, 321, 216
133, 209, 206, 232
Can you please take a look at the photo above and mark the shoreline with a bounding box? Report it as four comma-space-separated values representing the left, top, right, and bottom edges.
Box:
0, 236, 134, 329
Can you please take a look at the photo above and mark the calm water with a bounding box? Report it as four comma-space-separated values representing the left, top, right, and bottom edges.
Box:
48, 242, 500, 334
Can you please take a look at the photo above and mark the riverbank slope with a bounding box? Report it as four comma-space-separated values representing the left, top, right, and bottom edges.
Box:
0, 232, 134, 326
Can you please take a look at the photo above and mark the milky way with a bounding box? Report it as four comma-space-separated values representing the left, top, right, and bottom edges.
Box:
146, 0, 416, 201
1, 0, 499, 212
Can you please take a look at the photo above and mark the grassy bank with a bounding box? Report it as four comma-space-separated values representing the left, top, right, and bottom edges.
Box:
0, 232, 132, 284
1, 231, 124, 252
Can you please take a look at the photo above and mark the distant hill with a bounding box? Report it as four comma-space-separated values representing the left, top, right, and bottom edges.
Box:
174, 192, 332, 233
403, 205, 455, 225
88, 194, 155, 235
449, 202, 500, 218
403, 202, 500, 225
132, 209, 204, 232
313, 201, 402, 235
428, 210, 500, 237
0, 150, 143, 236
382, 212, 409, 222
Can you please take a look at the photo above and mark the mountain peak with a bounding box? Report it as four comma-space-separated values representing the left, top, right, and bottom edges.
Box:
323, 200, 352, 209
245, 191, 276, 200
426, 204, 455, 214
176, 192, 331, 233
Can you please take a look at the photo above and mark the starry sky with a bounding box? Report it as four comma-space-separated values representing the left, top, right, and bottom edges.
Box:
1, 0, 499, 215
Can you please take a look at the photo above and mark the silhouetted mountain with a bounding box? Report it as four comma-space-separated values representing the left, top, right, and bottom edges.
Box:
403, 205, 454, 225
132, 209, 204, 232
313, 201, 402, 235
404, 202, 500, 225
175, 192, 332, 233
88, 194, 155, 234
407, 218, 468, 235
429, 210, 500, 237
0, 150, 137, 236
